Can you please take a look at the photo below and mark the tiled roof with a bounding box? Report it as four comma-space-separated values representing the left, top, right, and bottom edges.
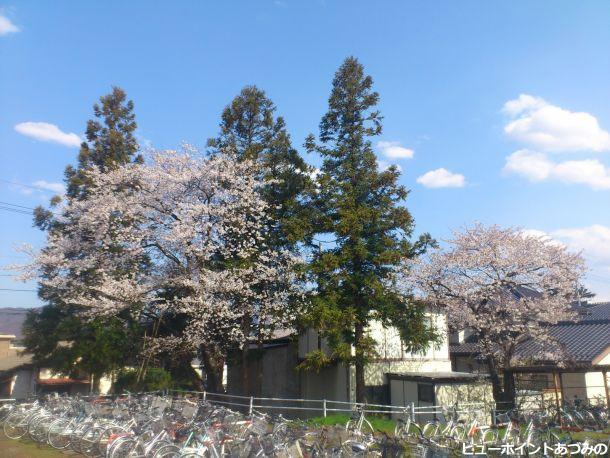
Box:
0, 308, 31, 340
36, 378, 89, 386
449, 302, 610, 364
572, 302, 610, 322
387, 371, 488, 383
516, 321, 610, 363
449, 342, 482, 355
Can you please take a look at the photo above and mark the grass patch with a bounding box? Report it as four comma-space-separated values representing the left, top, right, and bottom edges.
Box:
308, 414, 398, 435
571, 429, 610, 442
0, 434, 65, 458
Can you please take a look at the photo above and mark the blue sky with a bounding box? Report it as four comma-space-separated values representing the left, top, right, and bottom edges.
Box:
1, 0, 610, 307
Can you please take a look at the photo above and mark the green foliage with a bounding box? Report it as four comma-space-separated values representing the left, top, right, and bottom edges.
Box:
304, 57, 437, 400
296, 349, 333, 373
113, 367, 173, 393
207, 86, 312, 394
24, 87, 144, 383
22, 306, 140, 379
208, 85, 312, 249
65, 86, 142, 200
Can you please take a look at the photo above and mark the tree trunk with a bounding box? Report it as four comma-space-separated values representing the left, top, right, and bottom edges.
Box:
486, 357, 516, 411
354, 322, 366, 403
502, 369, 516, 411
255, 340, 264, 397
241, 316, 251, 396
201, 347, 225, 393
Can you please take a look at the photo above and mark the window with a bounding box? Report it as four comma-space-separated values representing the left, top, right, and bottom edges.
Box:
418, 383, 434, 403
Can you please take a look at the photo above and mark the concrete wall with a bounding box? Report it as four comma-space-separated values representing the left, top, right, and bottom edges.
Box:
435, 382, 493, 422
10, 369, 36, 399
0, 336, 15, 358
388, 378, 436, 422
364, 359, 452, 387
389, 378, 492, 423
300, 362, 351, 403
228, 343, 301, 399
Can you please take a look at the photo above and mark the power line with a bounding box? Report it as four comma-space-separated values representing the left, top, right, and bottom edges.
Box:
0, 205, 33, 216
0, 288, 37, 292
0, 201, 36, 211
0, 200, 36, 216
0, 179, 59, 193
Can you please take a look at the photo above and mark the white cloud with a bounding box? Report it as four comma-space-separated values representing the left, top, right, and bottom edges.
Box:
553, 225, 610, 267
521, 229, 565, 248
502, 94, 610, 153
502, 94, 547, 117
33, 180, 65, 194
377, 141, 414, 159
0, 14, 19, 36
504, 150, 553, 182
378, 160, 402, 172
504, 150, 610, 190
14, 122, 81, 148
530, 225, 610, 301
416, 168, 465, 188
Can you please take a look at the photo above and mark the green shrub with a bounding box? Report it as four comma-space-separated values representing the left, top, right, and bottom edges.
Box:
113, 367, 173, 393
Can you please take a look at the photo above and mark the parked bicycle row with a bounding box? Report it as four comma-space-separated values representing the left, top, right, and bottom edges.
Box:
495, 403, 609, 432
0, 393, 608, 457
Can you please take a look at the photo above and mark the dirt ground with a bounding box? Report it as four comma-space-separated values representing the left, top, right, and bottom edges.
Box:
0, 435, 66, 458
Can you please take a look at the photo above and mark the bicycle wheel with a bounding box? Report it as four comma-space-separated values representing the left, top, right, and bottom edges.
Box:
3, 411, 28, 440
29, 414, 53, 443
146, 439, 173, 457
26, 412, 47, 440
47, 418, 73, 450
109, 437, 139, 458
67, 421, 84, 452
80, 425, 105, 457
100, 426, 129, 457
152, 444, 181, 458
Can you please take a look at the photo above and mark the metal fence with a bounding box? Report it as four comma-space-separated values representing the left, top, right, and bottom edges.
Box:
166, 389, 488, 422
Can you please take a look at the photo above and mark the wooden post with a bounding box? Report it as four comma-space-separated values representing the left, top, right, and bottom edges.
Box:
552, 372, 562, 428
602, 370, 610, 409
558, 372, 565, 405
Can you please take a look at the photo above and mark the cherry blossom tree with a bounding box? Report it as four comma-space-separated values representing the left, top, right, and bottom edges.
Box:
19, 147, 303, 391
405, 224, 586, 409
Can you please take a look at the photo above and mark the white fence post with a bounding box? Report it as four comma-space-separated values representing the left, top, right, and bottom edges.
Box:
203, 391, 207, 402
410, 402, 415, 421
323, 399, 327, 417
249, 396, 254, 416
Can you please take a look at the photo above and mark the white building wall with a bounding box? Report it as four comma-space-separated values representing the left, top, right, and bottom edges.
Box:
368, 314, 450, 362
585, 372, 608, 404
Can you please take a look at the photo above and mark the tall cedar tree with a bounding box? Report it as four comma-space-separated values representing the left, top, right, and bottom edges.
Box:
304, 57, 437, 402
208, 86, 310, 394
23, 87, 144, 388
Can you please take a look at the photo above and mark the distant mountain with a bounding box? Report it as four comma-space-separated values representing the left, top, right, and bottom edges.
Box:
0, 307, 33, 340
